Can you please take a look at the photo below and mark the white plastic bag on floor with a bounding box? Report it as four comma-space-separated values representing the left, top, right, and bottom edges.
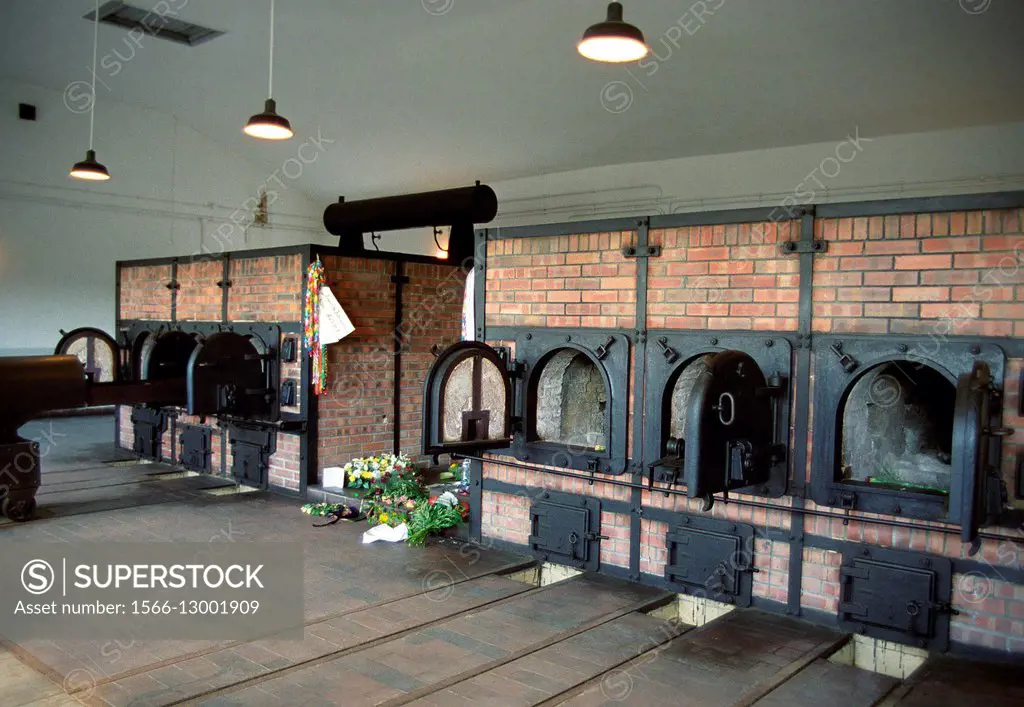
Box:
361, 522, 409, 544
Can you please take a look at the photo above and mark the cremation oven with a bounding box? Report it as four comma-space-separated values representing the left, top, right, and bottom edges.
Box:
643, 331, 792, 508
422, 329, 630, 474
809, 335, 1008, 546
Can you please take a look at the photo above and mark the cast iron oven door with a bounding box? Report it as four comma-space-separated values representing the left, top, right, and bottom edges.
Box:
131, 406, 166, 459
528, 490, 603, 571
948, 361, 1004, 545
664, 515, 755, 606
516, 330, 630, 476
809, 336, 1005, 542
664, 349, 780, 509
187, 332, 273, 418
645, 332, 790, 501
54, 327, 124, 383
838, 545, 953, 652
422, 342, 515, 455
179, 424, 213, 473
229, 424, 275, 489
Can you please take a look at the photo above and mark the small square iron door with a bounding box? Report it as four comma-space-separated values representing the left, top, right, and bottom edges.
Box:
232, 443, 266, 487
179, 425, 212, 473
838, 546, 952, 652
529, 491, 602, 571
131, 406, 165, 460
664, 515, 755, 606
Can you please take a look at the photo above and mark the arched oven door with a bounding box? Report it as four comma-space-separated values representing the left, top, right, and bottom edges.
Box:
948, 361, 1005, 550
682, 350, 776, 509
54, 327, 124, 383
423, 342, 515, 455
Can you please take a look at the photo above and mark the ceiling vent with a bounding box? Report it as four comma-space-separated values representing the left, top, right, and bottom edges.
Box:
85, 1, 225, 47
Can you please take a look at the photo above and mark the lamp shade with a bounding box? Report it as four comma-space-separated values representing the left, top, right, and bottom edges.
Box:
243, 98, 294, 140
578, 2, 649, 63
69, 149, 111, 181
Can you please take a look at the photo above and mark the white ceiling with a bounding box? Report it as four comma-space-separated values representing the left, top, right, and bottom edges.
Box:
2, 0, 1023, 204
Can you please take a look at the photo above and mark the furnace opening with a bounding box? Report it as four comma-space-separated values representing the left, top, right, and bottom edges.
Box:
665, 356, 711, 442
59, 330, 118, 383
441, 353, 507, 443
838, 361, 955, 495
533, 348, 608, 450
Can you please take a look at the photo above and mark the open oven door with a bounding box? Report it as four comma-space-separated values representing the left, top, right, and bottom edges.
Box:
682, 350, 777, 510
187, 332, 271, 418
948, 361, 1004, 550
54, 327, 124, 383
423, 342, 515, 456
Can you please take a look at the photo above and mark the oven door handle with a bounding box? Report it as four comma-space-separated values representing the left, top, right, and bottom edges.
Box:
713, 392, 736, 426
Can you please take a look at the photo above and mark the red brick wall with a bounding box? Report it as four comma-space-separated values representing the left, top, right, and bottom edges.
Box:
648, 220, 801, 331
479, 209, 1024, 656
159, 413, 175, 464
485, 231, 637, 329
119, 264, 172, 320
268, 433, 301, 491
116, 406, 133, 450
177, 259, 223, 322
227, 254, 303, 322
398, 262, 466, 459
209, 423, 225, 476
811, 209, 1023, 336
317, 257, 397, 470
316, 257, 465, 474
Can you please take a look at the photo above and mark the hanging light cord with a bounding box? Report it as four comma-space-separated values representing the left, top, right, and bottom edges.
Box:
88, 0, 99, 150
267, 0, 275, 99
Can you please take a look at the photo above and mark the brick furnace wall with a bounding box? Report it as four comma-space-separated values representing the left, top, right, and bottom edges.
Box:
119, 264, 172, 320
478, 205, 1024, 656
317, 256, 466, 472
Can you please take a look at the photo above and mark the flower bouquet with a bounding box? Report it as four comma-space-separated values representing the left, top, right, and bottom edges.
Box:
343, 453, 411, 491
406, 492, 470, 546
362, 458, 427, 527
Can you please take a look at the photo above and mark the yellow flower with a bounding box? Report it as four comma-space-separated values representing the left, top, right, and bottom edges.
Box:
378, 513, 389, 524
361, 471, 372, 479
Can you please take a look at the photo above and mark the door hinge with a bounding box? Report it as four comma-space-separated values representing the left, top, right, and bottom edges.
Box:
830, 342, 859, 373
657, 337, 679, 364
595, 336, 615, 360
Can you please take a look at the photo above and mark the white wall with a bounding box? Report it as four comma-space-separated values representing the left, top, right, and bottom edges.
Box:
488, 122, 1024, 227
0, 78, 330, 354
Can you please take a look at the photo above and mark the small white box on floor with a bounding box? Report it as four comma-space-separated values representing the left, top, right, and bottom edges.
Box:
321, 466, 346, 489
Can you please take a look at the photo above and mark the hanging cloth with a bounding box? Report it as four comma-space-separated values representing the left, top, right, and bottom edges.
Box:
304, 257, 328, 395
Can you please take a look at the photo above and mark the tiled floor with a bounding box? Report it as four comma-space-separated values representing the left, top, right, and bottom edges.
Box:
3, 418, 1022, 707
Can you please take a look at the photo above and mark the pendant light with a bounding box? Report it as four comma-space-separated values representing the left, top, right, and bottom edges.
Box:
244, 0, 293, 140
70, 0, 111, 181
577, 2, 649, 63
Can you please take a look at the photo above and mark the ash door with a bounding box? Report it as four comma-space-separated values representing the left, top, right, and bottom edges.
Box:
683, 350, 775, 504
948, 361, 1003, 546
423, 342, 514, 455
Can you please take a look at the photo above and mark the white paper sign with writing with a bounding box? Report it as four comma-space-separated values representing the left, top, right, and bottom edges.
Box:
319, 286, 355, 344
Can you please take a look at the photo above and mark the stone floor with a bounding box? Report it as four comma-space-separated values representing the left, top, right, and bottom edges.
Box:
2, 417, 1021, 706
